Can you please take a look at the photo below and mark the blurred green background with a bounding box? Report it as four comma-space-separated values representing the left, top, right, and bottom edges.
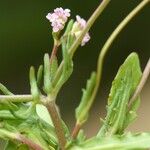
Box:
0, 0, 150, 138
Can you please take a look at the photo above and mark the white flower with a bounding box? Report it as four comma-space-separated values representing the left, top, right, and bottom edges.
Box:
46, 7, 71, 32
71, 15, 90, 46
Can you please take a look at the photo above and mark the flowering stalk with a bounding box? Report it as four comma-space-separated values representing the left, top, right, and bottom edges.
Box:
52, 0, 111, 87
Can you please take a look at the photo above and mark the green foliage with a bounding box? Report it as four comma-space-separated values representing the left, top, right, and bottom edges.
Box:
70, 133, 150, 150
98, 53, 142, 137
0, 1, 150, 149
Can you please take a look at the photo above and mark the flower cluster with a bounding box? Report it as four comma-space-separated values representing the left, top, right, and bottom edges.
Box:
46, 8, 90, 46
72, 15, 91, 46
46, 7, 71, 32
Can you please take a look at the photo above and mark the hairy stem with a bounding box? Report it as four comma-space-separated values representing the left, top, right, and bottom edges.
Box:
52, 0, 111, 87
129, 58, 150, 106
44, 99, 66, 150
50, 44, 58, 64
0, 95, 33, 103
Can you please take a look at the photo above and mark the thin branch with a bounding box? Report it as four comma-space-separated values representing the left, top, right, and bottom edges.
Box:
71, 123, 81, 139
44, 99, 66, 150
0, 95, 33, 103
129, 58, 150, 106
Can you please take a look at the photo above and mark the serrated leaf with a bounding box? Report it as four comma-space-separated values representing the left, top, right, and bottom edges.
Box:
76, 72, 96, 125
54, 38, 73, 95
98, 53, 142, 137
70, 133, 150, 150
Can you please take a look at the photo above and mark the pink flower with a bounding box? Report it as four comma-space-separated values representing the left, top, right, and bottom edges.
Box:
71, 15, 90, 46
46, 7, 71, 32
81, 33, 91, 46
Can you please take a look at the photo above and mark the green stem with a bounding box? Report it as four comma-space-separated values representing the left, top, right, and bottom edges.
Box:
97, 0, 150, 137
0, 95, 33, 103
52, 0, 111, 87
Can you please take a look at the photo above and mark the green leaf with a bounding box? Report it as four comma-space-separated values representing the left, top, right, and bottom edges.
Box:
44, 54, 52, 94
70, 133, 150, 150
54, 38, 73, 95
0, 83, 13, 95
36, 104, 53, 126
4, 141, 18, 150
29, 66, 39, 101
5, 141, 29, 150
50, 56, 58, 81
98, 52, 142, 137
123, 97, 140, 129
75, 72, 96, 125
64, 19, 74, 36
37, 65, 43, 87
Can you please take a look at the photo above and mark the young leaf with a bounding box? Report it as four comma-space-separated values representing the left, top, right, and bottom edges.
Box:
44, 54, 52, 94
0, 83, 13, 95
54, 38, 73, 95
29, 66, 39, 101
75, 72, 96, 125
63, 19, 74, 36
50, 56, 58, 81
37, 65, 43, 87
98, 52, 142, 137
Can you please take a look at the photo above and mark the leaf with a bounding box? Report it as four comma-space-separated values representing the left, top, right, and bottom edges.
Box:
64, 19, 74, 36
36, 104, 53, 126
43, 54, 52, 94
69, 133, 150, 150
0, 83, 13, 95
98, 53, 142, 137
5, 141, 29, 150
123, 97, 140, 129
50, 56, 58, 81
37, 65, 43, 87
29, 66, 39, 101
54, 38, 73, 95
4, 141, 18, 150
75, 72, 96, 125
